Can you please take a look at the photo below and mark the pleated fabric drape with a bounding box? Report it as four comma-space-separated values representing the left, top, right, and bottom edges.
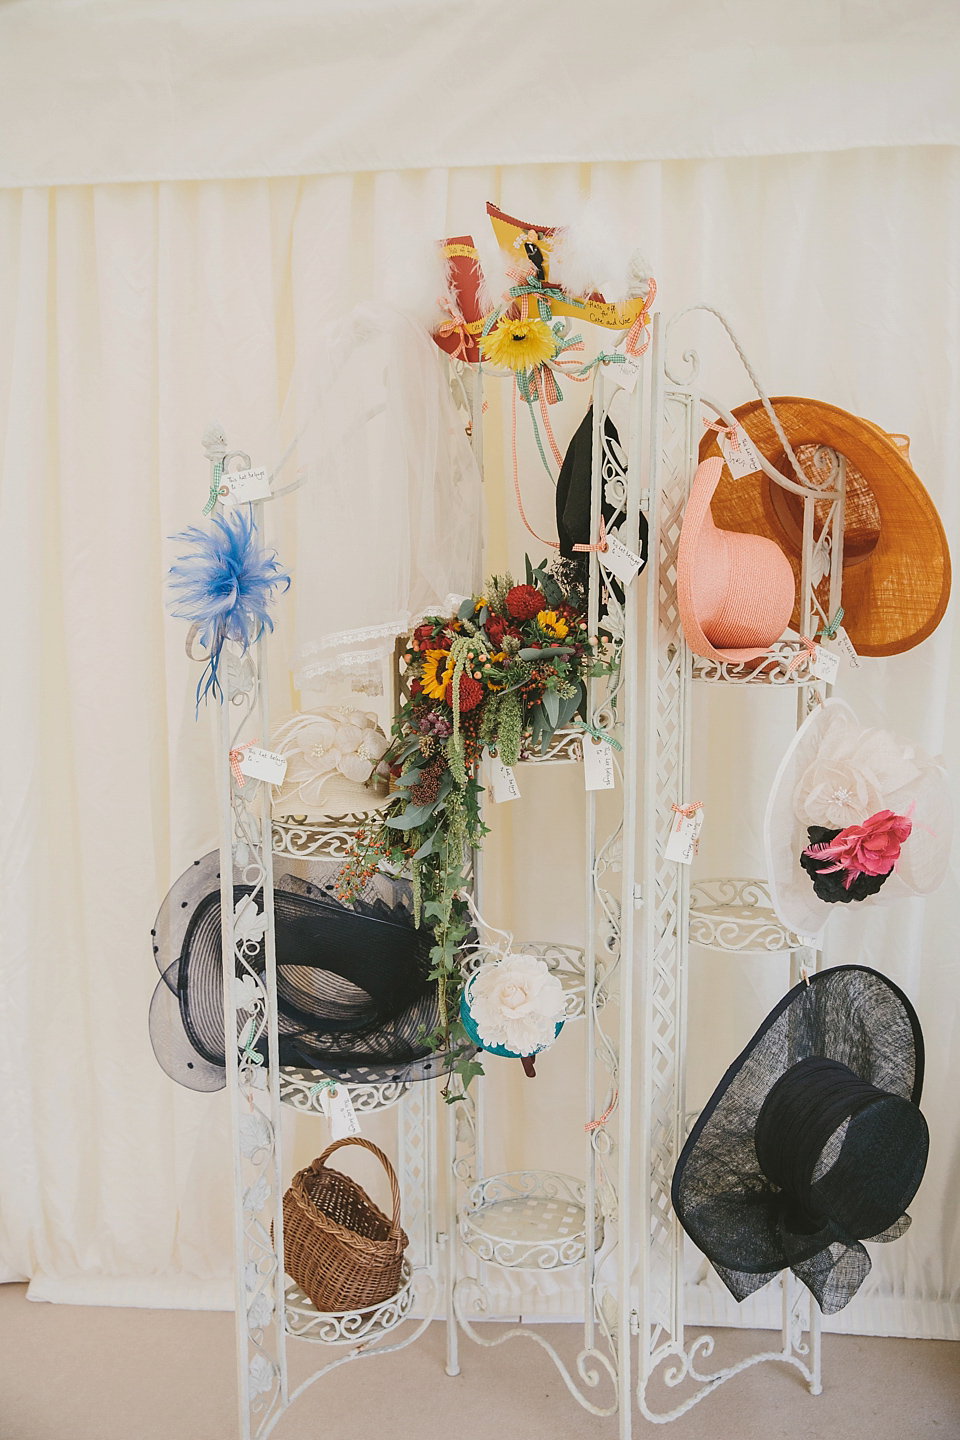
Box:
1, 151, 958, 1335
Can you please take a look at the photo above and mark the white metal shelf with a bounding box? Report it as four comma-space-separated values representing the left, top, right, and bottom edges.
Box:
688, 878, 807, 955
283, 1263, 415, 1344
459, 1171, 602, 1271
278, 1067, 412, 1115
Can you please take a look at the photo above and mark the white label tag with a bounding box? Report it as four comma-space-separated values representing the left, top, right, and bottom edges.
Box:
610, 341, 643, 393
582, 735, 616, 791
810, 645, 841, 685
718, 425, 764, 480
600, 533, 645, 587
239, 747, 288, 785
663, 806, 703, 864
221, 467, 272, 504
318, 1083, 361, 1140
824, 625, 860, 671
485, 751, 521, 803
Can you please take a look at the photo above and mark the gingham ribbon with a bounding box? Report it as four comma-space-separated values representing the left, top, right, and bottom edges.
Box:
586, 1090, 619, 1133
819, 607, 845, 640
573, 516, 609, 555
787, 637, 819, 673
229, 740, 258, 787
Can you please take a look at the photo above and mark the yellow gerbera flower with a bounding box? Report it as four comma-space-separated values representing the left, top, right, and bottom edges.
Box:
537, 610, 569, 641
480, 317, 557, 374
421, 648, 453, 700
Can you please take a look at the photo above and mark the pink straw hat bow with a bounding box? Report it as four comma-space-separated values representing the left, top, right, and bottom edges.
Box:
677, 457, 796, 663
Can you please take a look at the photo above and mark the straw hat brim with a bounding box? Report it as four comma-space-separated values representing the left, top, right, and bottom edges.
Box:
699, 398, 951, 658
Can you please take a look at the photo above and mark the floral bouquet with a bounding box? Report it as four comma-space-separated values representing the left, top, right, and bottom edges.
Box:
337, 557, 612, 1087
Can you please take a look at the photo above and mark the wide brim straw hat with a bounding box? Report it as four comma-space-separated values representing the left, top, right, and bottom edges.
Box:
672, 965, 927, 1315
677, 457, 796, 662
149, 852, 469, 1089
699, 398, 951, 657
764, 698, 952, 941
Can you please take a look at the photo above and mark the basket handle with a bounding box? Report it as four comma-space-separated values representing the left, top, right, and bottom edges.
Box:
314, 1138, 403, 1236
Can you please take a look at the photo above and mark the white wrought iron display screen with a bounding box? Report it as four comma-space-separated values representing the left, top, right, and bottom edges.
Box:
202, 296, 848, 1439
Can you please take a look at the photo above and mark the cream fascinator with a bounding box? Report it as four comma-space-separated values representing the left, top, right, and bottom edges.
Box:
272, 708, 391, 817
764, 699, 952, 941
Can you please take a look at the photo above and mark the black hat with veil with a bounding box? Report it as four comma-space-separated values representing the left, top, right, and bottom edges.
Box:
149, 850, 465, 1089
671, 966, 928, 1315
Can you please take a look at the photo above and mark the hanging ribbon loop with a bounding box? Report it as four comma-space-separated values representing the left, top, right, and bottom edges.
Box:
229, 739, 259, 787
819, 607, 845, 640
573, 516, 609, 556
787, 636, 819, 673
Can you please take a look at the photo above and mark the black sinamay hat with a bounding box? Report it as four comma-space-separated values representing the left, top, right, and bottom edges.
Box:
672, 966, 928, 1315
149, 851, 465, 1089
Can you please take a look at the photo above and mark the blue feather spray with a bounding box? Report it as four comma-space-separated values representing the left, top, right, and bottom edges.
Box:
167, 507, 290, 706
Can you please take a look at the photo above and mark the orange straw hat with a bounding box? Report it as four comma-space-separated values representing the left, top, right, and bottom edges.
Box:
699, 399, 951, 657
677, 457, 796, 663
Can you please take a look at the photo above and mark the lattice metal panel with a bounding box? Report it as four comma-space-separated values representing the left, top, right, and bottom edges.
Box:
399, 1081, 436, 1272
643, 385, 696, 1351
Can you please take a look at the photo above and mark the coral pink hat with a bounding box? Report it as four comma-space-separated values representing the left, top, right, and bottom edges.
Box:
677, 458, 796, 662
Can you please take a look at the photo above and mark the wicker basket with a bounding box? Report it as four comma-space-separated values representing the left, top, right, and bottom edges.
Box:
282, 1138, 409, 1313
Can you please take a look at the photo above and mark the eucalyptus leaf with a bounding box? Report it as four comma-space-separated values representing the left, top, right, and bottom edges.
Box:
557, 684, 583, 729
517, 646, 575, 661
394, 768, 424, 787
543, 687, 561, 728
386, 803, 435, 830
412, 832, 437, 860
458, 597, 476, 621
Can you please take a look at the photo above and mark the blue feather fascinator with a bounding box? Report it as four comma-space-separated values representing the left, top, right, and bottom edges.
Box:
168, 507, 290, 705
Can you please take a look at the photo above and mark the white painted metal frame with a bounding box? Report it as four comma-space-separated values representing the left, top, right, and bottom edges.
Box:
209, 294, 851, 1438
206, 443, 443, 1440
448, 361, 643, 1420
632, 306, 847, 1425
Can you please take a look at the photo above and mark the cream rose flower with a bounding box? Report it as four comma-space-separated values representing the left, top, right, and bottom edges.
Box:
794, 717, 923, 830
467, 954, 566, 1055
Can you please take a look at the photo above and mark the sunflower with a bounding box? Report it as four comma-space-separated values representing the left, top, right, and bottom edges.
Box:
421, 648, 454, 701
480, 317, 557, 374
537, 610, 570, 641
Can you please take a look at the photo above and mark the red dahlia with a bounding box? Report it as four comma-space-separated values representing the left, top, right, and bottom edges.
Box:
506, 584, 546, 620
446, 673, 485, 713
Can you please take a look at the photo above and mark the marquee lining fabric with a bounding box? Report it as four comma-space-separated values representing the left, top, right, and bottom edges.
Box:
1, 0, 960, 187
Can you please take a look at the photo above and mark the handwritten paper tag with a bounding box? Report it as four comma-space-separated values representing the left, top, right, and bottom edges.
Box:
610, 341, 643, 393
718, 425, 764, 480
663, 806, 704, 864
318, 1083, 361, 1140
221, 467, 272, 504
600, 534, 645, 587
239, 747, 288, 785
582, 735, 616, 791
485, 751, 521, 803
824, 625, 860, 671
810, 645, 841, 685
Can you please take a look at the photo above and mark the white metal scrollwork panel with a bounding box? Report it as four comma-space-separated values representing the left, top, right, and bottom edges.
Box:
218, 633, 289, 1440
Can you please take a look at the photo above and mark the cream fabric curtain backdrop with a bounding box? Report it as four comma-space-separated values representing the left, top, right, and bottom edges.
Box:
1, 151, 959, 1337
2, 1, 960, 185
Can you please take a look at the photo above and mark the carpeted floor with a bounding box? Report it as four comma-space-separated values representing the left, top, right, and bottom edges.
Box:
1, 1282, 958, 1439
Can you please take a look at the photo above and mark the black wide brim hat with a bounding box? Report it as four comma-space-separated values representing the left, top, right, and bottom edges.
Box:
672, 966, 927, 1315
149, 851, 466, 1090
